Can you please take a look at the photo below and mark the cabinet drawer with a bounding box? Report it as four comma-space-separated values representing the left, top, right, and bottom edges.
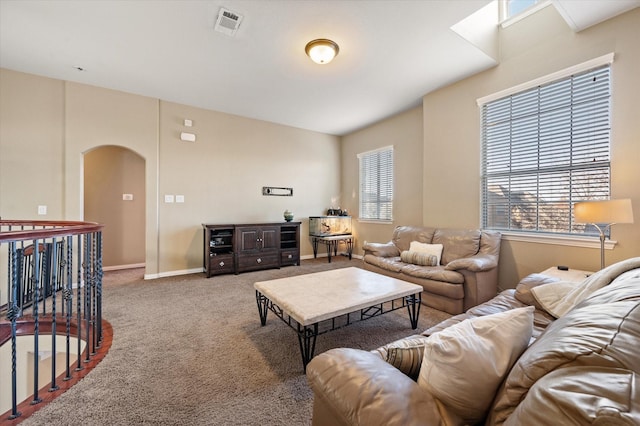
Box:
209, 254, 235, 275
280, 249, 299, 266
237, 253, 279, 271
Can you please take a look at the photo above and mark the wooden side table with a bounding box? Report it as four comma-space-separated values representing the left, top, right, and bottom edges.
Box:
538, 266, 593, 283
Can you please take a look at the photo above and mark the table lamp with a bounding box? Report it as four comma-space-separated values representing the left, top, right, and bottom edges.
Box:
574, 198, 634, 269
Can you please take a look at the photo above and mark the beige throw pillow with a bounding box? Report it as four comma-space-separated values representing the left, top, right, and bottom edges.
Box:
409, 241, 443, 266
417, 306, 534, 424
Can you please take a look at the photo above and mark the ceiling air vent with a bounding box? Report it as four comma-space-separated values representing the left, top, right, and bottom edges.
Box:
214, 7, 243, 36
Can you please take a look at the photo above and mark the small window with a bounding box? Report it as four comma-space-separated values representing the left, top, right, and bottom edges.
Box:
480, 65, 611, 236
501, 0, 550, 24
358, 146, 394, 221
505, 0, 539, 18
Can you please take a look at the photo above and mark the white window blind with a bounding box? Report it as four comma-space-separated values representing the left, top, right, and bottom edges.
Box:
358, 146, 394, 221
481, 65, 611, 236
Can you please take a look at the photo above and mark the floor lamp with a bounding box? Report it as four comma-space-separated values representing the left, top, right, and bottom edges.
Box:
574, 199, 634, 270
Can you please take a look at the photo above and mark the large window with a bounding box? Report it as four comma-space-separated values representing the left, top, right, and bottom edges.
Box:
480, 64, 611, 236
358, 146, 394, 221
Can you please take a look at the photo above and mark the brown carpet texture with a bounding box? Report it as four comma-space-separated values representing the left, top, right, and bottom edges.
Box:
21, 257, 450, 425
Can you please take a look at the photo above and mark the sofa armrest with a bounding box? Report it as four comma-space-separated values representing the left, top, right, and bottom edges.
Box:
307, 348, 442, 426
444, 253, 498, 272
362, 241, 399, 258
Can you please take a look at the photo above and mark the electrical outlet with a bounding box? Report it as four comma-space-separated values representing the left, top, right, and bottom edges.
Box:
37, 205, 47, 215
123, 193, 133, 201
164, 195, 174, 203
176, 195, 185, 203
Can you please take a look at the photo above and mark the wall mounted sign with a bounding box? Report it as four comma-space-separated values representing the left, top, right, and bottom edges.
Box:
262, 186, 293, 196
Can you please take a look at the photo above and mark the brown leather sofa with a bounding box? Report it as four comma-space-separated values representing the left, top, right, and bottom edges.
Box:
307, 258, 640, 425
362, 226, 501, 314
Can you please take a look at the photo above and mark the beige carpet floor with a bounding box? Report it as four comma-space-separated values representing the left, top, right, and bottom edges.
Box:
21, 257, 450, 426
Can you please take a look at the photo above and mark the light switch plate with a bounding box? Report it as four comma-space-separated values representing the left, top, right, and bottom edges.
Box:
123, 193, 133, 201
37, 205, 47, 215
176, 195, 185, 203
164, 195, 174, 203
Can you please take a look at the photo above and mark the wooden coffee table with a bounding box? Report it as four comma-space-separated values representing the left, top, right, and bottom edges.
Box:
254, 267, 422, 371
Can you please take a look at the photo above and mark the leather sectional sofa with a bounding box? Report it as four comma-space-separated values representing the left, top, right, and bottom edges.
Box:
362, 226, 501, 314
307, 258, 640, 425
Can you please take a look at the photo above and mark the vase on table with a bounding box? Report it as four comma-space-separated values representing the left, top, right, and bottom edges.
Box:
284, 210, 294, 222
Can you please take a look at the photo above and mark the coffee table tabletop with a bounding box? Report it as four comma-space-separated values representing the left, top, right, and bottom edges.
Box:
254, 267, 422, 326
254, 267, 423, 371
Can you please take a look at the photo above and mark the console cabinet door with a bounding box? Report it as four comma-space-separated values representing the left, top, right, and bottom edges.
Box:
260, 226, 279, 252
237, 227, 260, 254
235, 225, 280, 273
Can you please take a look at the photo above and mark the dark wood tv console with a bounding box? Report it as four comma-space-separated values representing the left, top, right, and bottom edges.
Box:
203, 222, 300, 277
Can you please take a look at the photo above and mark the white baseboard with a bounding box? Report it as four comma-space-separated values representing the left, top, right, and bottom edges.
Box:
144, 267, 204, 280
103, 263, 145, 272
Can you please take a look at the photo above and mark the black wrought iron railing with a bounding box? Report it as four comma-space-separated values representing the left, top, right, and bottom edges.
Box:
0, 220, 104, 422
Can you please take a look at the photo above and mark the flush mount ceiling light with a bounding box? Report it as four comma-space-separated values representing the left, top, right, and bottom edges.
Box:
305, 39, 339, 64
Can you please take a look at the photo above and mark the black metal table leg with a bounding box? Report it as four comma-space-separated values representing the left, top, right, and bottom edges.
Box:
298, 323, 319, 372
256, 290, 269, 326
325, 241, 332, 263
312, 237, 319, 258
406, 293, 421, 329
347, 238, 353, 260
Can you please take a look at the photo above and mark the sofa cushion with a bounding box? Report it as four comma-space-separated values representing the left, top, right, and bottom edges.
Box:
400, 264, 465, 284
408, 242, 443, 265
385, 345, 425, 381
504, 366, 640, 425
400, 250, 438, 266
488, 275, 640, 425
417, 306, 534, 424
362, 255, 404, 273
514, 273, 560, 307
392, 226, 435, 253
432, 229, 481, 265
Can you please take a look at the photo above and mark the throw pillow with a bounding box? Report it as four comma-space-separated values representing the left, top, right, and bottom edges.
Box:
409, 241, 443, 266
385, 346, 425, 381
400, 250, 438, 266
417, 306, 534, 424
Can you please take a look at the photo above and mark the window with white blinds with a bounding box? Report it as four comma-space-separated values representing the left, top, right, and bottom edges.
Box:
481, 64, 611, 236
358, 146, 394, 221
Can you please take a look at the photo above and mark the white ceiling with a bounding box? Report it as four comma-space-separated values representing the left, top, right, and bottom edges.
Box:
1, 0, 637, 136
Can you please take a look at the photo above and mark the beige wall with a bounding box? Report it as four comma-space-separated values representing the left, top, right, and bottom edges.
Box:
0, 69, 340, 277
0, 71, 64, 219
421, 7, 640, 288
2, 6, 638, 282
158, 101, 340, 273
341, 106, 424, 254
84, 146, 146, 267
63, 82, 160, 274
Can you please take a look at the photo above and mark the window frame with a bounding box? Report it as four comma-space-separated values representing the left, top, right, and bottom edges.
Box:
358, 145, 394, 223
477, 54, 615, 247
500, 0, 551, 28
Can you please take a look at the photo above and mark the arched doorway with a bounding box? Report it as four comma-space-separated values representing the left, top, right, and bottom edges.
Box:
84, 146, 145, 269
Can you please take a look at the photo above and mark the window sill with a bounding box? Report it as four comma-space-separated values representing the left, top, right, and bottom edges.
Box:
501, 231, 617, 250
357, 219, 394, 225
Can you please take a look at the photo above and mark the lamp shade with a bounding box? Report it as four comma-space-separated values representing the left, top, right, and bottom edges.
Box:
574, 199, 634, 224
305, 39, 339, 64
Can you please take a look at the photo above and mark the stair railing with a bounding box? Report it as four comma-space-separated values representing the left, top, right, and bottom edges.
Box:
0, 220, 104, 422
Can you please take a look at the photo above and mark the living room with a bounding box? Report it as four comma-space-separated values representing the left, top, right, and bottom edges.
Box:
1, 1, 639, 285
1, 1, 640, 423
